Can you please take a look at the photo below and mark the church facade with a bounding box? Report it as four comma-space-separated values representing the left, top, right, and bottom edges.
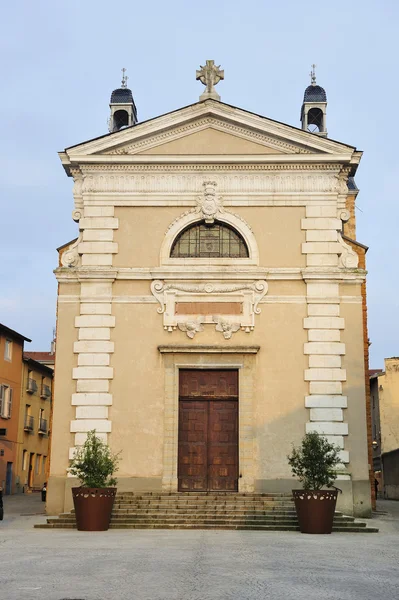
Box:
48, 63, 372, 517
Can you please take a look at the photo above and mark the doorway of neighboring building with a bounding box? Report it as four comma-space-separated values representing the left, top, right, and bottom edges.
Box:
178, 369, 239, 492
28, 453, 35, 488
5, 462, 12, 495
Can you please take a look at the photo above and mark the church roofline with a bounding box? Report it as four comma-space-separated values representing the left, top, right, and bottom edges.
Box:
342, 235, 369, 252
56, 238, 78, 252
62, 99, 358, 154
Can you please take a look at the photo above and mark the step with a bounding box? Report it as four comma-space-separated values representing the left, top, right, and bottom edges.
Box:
115, 502, 294, 506
35, 521, 376, 532
108, 513, 356, 522
44, 515, 357, 527
35, 519, 377, 532
35, 490, 378, 533
115, 493, 293, 499
111, 510, 299, 517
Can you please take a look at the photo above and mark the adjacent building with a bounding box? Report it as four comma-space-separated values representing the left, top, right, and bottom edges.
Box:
0, 325, 54, 494
14, 356, 53, 492
371, 359, 399, 499
0, 324, 31, 494
48, 63, 373, 517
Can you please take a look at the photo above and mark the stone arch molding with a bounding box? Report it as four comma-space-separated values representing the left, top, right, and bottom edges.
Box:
160, 181, 259, 266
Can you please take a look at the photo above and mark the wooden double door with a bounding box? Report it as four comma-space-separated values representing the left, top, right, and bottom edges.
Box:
178, 370, 238, 492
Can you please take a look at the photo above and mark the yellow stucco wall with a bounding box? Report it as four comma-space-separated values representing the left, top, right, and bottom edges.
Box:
114, 206, 306, 268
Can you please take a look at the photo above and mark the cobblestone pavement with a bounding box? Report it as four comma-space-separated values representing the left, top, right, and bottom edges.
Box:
1, 495, 399, 600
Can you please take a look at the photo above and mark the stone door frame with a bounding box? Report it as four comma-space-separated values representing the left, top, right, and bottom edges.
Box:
159, 346, 259, 492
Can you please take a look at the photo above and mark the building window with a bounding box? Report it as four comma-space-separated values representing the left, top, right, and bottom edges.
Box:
22, 450, 27, 471
35, 454, 41, 475
38, 408, 47, 434
24, 405, 34, 431
42, 456, 47, 475
0, 385, 13, 419
27, 371, 37, 394
4, 339, 12, 361
40, 377, 51, 399
170, 220, 249, 258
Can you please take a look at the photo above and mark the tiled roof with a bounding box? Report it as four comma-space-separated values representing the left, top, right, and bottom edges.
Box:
369, 369, 383, 378
303, 85, 327, 103
0, 323, 31, 343
24, 351, 55, 364
110, 88, 134, 104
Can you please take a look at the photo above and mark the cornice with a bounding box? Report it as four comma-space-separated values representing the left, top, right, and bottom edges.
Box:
303, 270, 366, 283
55, 266, 365, 284
106, 117, 311, 156
158, 345, 260, 354
63, 100, 356, 158
76, 168, 344, 196
66, 153, 355, 167
79, 163, 341, 172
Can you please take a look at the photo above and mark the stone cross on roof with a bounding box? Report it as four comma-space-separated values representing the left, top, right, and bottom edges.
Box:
196, 60, 224, 102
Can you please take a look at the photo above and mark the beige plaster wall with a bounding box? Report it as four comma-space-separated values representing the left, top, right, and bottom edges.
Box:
109, 283, 307, 481
138, 128, 283, 155
114, 206, 305, 268
340, 299, 370, 514
379, 358, 399, 454
253, 303, 308, 480
59, 282, 81, 296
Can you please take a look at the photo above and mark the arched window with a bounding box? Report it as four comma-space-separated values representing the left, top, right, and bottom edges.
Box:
170, 220, 249, 258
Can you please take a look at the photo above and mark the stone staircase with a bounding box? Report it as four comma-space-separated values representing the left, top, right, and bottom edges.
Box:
35, 492, 378, 532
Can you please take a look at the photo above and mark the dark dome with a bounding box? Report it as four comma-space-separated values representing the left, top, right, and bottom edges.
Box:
110, 88, 134, 104
303, 85, 327, 103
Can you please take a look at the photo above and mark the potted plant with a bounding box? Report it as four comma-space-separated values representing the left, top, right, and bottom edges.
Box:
288, 431, 341, 534
69, 430, 120, 531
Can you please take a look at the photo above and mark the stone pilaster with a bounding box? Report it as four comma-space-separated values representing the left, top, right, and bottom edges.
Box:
69, 205, 118, 457
302, 205, 351, 472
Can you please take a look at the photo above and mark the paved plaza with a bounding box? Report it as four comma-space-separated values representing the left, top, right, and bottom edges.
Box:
1, 494, 399, 600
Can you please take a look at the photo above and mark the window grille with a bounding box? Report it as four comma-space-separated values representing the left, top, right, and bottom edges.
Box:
171, 221, 249, 258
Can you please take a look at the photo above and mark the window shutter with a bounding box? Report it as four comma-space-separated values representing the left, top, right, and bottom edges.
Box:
7, 388, 13, 418
0, 385, 4, 417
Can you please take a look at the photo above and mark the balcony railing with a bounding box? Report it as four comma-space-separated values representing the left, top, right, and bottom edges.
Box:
40, 384, 51, 399
24, 415, 34, 431
26, 378, 37, 394
38, 418, 48, 434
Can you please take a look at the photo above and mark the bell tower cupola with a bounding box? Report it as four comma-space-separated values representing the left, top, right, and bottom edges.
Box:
108, 68, 138, 133
301, 64, 327, 137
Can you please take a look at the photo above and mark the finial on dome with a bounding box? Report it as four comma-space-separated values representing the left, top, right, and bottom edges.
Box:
121, 67, 128, 89
310, 63, 317, 86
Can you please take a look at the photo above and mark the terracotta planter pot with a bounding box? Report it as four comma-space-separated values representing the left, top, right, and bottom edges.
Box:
72, 487, 116, 531
292, 489, 338, 534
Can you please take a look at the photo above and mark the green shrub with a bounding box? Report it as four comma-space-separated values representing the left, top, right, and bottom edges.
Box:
287, 431, 341, 490
69, 430, 120, 488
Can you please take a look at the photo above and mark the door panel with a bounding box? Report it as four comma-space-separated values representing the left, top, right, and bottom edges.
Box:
208, 401, 238, 491
178, 400, 208, 491
179, 370, 238, 398
178, 370, 239, 492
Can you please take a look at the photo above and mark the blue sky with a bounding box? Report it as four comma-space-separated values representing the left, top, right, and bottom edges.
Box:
1, 0, 398, 367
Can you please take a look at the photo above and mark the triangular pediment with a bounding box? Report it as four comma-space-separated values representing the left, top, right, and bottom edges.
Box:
114, 119, 288, 156
61, 100, 359, 167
